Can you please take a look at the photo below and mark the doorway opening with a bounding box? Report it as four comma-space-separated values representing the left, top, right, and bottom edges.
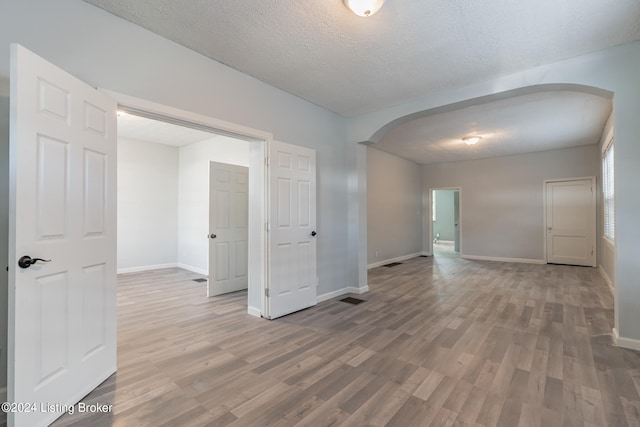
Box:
110, 98, 270, 318
430, 188, 461, 257
116, 111, 251, 298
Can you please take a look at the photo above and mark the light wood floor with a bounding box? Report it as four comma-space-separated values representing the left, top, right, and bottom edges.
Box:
52, 256, 640, 427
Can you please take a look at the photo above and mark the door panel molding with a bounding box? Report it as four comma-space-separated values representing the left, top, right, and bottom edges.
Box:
9, 44, 117, 427
265, 141, 317, 319
208, 161, 249, 297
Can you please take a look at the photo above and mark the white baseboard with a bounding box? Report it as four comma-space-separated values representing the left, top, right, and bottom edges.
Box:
317, 285, 369, 303
368, 252, 423, 270
435, 240, 454, 244
613, 328, 640, 351
347, 285, 369, 295
598, 266, 614, 295
461, 255, 545, 265
177, 263, 208, 276
247, 306, 261, 318
117, 263, 178, 274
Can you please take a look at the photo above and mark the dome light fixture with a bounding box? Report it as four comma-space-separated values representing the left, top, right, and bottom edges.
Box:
463, 136, 482, 145
343, 0, 385, 17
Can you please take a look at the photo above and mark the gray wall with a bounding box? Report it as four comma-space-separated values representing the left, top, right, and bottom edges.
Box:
177, 137, 249, 274
367, 147, 422, 265
117, 138, 179, 272
0, 96, 8, 390
433, 190, 456, 241
422, 145, 600, 261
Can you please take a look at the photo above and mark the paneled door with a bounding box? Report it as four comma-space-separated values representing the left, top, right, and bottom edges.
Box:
208, 161, 249, 296
8, 44, 117, 427
546, 178, 596, 267
265, 141, 317, 319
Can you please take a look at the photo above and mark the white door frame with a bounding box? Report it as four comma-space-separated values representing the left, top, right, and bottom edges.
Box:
543, 176, 597, 266
101, 90, 272, 317
427, 187, 462, 256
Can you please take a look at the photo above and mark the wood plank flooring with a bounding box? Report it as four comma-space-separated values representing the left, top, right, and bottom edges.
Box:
51, 255, 640, 426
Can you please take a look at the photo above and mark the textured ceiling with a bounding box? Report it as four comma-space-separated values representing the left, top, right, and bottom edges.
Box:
91, 1, 621, 165
85, 0, 640, 116
374, 91, 612, 164
117, 112, 214, 146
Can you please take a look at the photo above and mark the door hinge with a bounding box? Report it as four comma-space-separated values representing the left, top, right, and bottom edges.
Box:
265, 222, 270, 232
592, 248, 594, 256
265, 155, 270, 166
265, 288, 270, 297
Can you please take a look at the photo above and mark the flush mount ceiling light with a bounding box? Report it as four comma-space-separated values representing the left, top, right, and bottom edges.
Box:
343, 0, 385, 17
463, 136, 482, 145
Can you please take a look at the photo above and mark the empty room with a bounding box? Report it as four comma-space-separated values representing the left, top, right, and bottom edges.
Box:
2, 1, 640, 426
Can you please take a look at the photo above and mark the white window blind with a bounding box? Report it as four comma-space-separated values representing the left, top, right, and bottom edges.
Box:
432, 191, 437, 221
603, 139, 615, 241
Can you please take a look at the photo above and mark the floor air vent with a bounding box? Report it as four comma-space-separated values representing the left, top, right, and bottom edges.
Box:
192, 278, 207, 283
384, 262, 403, 267
340, 297, 366, 305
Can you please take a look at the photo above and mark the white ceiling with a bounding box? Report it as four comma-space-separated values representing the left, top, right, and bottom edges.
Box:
117, 112, 215, 146
89, 1, 627, 164
373, 91, 612, 164
85, 0, 640, 117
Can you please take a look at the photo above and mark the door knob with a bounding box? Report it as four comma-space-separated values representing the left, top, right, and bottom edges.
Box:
209, 234, 217, 239
18, 256, 51, 269
311, 231, 317, 237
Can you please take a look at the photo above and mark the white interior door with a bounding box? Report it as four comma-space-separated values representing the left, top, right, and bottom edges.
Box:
546, 178, 596, 267
8, 44, 117, 427
208, 161, 249, 296
266, 140, 317, 319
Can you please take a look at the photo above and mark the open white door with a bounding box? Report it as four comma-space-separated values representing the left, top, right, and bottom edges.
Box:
265, 141, 317, 319
208, 161, 249, 296
8, 45, 117, 427
546, 178, 596, 267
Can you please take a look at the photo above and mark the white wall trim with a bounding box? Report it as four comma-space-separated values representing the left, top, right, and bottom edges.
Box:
177, 263, 208, 276
599, 266, 614, 296
117, 263, 179, 274
317, 285, 369, 303
101, 89, 273, 143
612, 328, 640, 352
461, 255, 546, 265
367, 252, 423, 270
247, 306, 261, 318
347, 285, 370, 295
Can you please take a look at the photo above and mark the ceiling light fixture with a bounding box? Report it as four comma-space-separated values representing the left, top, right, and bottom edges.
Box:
463, 136, 481, 145
343, 0, 385, 17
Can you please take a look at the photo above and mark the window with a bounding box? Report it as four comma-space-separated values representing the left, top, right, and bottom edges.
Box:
432, 191, 436, 221
603, 138, 615, 241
